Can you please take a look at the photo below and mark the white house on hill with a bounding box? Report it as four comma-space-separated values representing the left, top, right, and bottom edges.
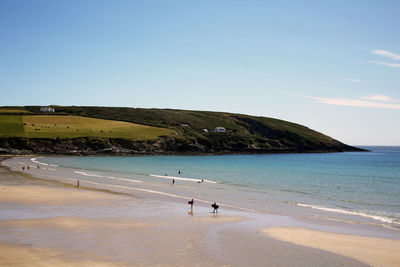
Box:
40, 106, 55, 112
213, 127, 226, 133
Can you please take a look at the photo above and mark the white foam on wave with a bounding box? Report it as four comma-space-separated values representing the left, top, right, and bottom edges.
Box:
149, 174, 217, 184
29, 157, 58, 167
73, 171, 142, 183
30, 157, 48, 166
296, 203, 400, 226
106, 176, 142, 183
74, 171, 104, 178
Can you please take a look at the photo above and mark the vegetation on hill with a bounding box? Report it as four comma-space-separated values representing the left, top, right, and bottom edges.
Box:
0, 115, 173, 140
0, 106, 363, 154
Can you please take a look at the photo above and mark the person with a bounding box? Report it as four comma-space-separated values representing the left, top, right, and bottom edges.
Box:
22, 166, 25, 170
211, 202, 219, 213
37, 164, 40, 169
178, 170, 181, 174
27, 166, 30, 170
188, 199, 194, 209
172, 178, 175, 185
77, 180, 80, 188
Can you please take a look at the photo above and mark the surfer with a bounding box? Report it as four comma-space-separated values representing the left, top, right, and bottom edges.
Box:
211, 202, 219, 213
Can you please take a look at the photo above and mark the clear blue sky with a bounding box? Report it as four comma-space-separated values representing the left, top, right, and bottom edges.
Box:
1, 0, 399, 145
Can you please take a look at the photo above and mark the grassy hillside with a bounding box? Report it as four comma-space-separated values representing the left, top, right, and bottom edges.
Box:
0, 107, 33, 114
0, 115, 174, 140
0, 115, 25, 136
0, 106, 362, 154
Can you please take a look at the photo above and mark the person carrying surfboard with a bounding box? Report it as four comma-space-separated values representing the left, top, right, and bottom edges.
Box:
188, 199, 194, 209
211, 202, 219, 213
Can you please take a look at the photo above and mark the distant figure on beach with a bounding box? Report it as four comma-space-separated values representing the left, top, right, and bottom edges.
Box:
172, 178, 175, 185
77, 180, 80, 188
27, 166, 30, 170
188, 199, 194, 209
211, 202, 219, 213
37, 164, 40, 169
22, 166, 25, 170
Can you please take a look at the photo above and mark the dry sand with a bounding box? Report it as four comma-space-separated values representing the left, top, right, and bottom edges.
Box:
0, 243, 125, 267
0, 184, 124, 205
263, 227, 400, 267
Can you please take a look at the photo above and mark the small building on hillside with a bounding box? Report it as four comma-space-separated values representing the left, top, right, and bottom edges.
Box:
40, 106, 55, 112
213, 127, 226, 133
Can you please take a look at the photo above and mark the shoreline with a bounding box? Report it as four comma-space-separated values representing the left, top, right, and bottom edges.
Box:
9, 154, 400, 231
0, 144, 368, 156
4, 155, 400, 232
1, 156, 399, 266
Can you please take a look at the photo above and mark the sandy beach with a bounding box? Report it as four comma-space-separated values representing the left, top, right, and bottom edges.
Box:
263, 227, 400, 267
1, 156, 399, 266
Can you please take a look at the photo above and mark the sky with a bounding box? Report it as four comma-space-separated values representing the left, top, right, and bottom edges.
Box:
1, 0, 399, 146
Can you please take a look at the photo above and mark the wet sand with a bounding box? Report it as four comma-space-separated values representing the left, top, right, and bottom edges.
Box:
1, 156, 396, 266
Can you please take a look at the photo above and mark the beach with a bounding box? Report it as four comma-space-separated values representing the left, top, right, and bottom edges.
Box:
1, 156, 400, 266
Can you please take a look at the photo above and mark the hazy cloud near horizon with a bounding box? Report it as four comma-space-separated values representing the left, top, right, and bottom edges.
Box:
304, 95, 400, 110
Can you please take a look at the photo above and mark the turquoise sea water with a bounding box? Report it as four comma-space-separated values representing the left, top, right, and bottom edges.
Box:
41, 146, 400, 228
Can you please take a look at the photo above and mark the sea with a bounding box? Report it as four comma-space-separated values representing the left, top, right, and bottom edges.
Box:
38, 146, 400, 230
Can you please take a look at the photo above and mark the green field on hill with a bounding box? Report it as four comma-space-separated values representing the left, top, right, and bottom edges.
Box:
0, 108, 32, 114
0, 115, 25, 136
0, 115, 174, 140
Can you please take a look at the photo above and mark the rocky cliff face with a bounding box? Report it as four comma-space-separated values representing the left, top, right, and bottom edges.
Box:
0, 136, 363, 155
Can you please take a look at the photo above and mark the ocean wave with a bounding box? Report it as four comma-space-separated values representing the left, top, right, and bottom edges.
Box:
30, 157, 48, 166
73, 171, 104, 178
337, 198, 400, 208
72, 171, 142, 183
105, 176, 142, 183
149, 174, 217, 184
296, 203, 400, 226
299, 216, 400, 231
280, 189, 311, 195
30, 157, 59, 167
